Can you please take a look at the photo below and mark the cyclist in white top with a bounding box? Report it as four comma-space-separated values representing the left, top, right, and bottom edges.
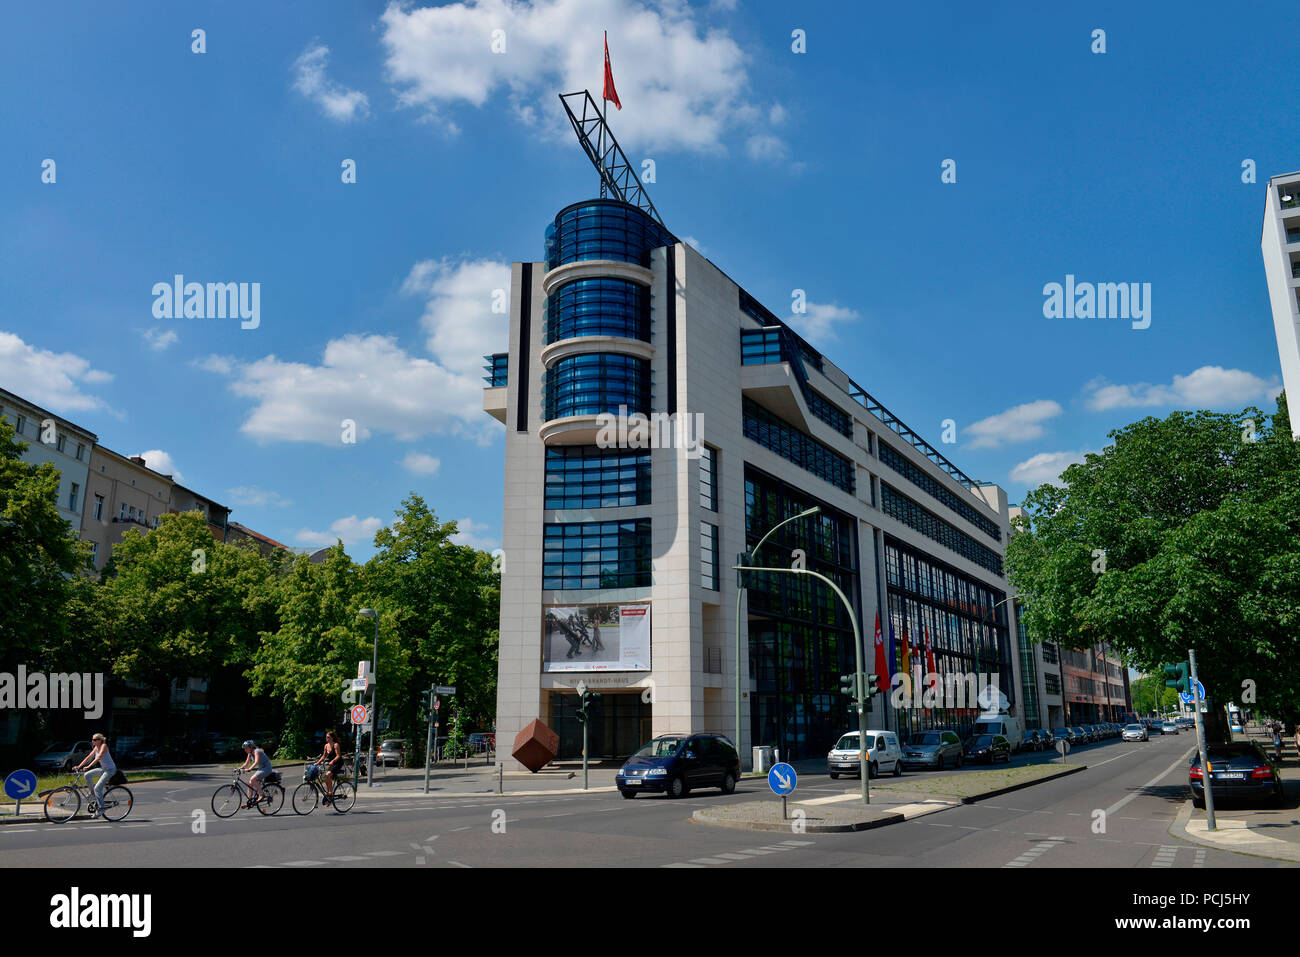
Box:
73, 733, 117, 818
236, 741, 273, 808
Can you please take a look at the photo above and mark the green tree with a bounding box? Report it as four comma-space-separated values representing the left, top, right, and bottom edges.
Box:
1130, 675, 1180, 716
362, 495, 500, 736
245, 544, 410, 758
100, 512, 277, 736
0, 416, 93, 664
1008, 395, 1300, 740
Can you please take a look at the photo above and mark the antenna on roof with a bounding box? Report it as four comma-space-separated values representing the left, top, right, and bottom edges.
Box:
559, 90, 666, 228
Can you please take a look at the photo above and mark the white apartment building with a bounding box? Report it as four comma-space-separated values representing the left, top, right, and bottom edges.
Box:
1, 386, 96, 534
485, 198, 1024, 768
1262, 171, 1300, 437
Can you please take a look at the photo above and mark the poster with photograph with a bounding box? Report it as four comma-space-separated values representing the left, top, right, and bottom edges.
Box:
543, 603, 651, 672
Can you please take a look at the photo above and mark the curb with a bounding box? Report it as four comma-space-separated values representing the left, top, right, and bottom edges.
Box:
1168, 799, 1300, 863
691, 808, 906, 833
958, 764, 1087, 804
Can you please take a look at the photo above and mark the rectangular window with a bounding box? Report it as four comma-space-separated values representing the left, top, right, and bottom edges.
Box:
701, 522, 719, 590
93, 495, 104, 521
544, 447, 650, 510
14, 414, 25, 436
128, 505, 136, 520
69, 483, 79, 512
76, 442, 86, 461
119, 503, 128, 520
542, 519, 652, 591
699, 446, 717, 511
56, 434, 66, 453
742, 397, 854, 494
87, 541, 98, 565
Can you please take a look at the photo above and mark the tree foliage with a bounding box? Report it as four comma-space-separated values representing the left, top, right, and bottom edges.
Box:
1008, 395, 1300, 733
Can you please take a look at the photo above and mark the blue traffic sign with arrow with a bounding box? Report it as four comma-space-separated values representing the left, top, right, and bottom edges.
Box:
4, 769, 38, 802
767, 762, 797, 796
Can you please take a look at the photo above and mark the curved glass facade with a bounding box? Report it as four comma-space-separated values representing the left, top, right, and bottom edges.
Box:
544, 353, 650, 420
545, 199, 677, 270
546, 278, 650, 344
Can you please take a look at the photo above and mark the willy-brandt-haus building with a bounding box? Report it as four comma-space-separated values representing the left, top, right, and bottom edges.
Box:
484, 95, 1035, 768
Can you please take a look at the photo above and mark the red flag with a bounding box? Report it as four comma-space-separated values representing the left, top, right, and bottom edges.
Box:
603, 32, 622, 110
924, 626, 938, 677
873, 613, 890, 684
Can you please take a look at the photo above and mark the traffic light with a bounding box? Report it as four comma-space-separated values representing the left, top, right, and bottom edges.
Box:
865, 673, 881, 697
1162, 662, 1190, 693
575, 689, 602, 724
839, 673, 860, 697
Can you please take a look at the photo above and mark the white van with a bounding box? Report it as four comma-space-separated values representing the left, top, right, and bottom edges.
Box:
972, 714, 1024, 753
826, 729, 902, 778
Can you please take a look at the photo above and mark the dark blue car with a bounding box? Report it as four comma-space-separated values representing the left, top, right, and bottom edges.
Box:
617, 733, 740, 799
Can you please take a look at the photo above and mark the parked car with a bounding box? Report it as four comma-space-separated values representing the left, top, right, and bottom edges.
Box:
964, 734, 1012, 764
1052, 727, 1076, 747
616, 733, 740, 799
34, 741, 92, 772
826, 730, 902, 779
126, 740, 164, 765
1037, 728, 1055, 749
972, 714, 1025, 753
1189, 742, 1283, 809
1161, 721, 1179, 735
901, 729, 964, 771
1122, 723, 1148, 742
1022, 729, 1043, 752
1070, 726, 1090, 744
376, 738, 407, 767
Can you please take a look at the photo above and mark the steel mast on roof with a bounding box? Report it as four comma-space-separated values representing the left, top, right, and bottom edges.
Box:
559, 90, 667, 229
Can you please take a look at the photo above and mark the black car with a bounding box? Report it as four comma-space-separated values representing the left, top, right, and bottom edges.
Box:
1037, 728, 1055, 750
617, 733, 740, 799
1022, 730, 1045, 752
1189, 742, 1283, 809
964, 734, 1012, 764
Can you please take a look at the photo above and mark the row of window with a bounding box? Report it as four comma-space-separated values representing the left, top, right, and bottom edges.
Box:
544, 200, 677, 271
482, 353, 508, 387
738, 330, 849, 437
742, 398, 855, 494
545, 278, 650, 344
805, 389, 852, 438
5, 411, 87, 461
701, 521, 718, 590
541, 519, 652, 591
880, 483, 1003, 576
543, 447, 651, 510
877, 441, 1001, 542
544, 353, 650, 421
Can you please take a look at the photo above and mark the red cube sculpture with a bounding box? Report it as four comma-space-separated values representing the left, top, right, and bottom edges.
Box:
512, 719, 559, 773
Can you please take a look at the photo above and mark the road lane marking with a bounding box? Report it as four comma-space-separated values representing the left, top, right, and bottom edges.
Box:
1102, 751, 1194, 818
325, 856, 368, 861
283, 860, 327, 867
1151, 845, 1179, 868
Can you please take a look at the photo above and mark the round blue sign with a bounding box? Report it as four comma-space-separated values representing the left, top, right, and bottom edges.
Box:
4, 769, 38, 801
767, 762, 797, 796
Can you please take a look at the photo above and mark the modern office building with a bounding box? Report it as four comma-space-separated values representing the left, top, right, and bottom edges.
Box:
485, 196, 1025, 767
1262, 170, 1300, 437
1, 387, 96, 534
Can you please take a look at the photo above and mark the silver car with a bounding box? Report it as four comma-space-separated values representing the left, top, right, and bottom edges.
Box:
1122, 723, 1148, 742
901, 729, 964, 771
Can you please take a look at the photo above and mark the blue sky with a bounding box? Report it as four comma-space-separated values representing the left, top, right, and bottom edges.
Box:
3, 0, 1298, 559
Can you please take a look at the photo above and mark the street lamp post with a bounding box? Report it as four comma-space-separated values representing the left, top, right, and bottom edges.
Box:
735, 507, 821, 771
738, 563, 870, 805
358, 608, 379, 788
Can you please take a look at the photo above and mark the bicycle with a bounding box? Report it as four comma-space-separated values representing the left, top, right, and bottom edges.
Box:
292, 764, 355, 815
41, 770, 133, 823
211, 770, 285, 818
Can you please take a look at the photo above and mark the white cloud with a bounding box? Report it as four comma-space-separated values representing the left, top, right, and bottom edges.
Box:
400, 452, 442, 475
0, 331, 114, 414
1009, 450, 1089, 486
378, 0, 781, 155
134, 449, 182, 482
680, 235, 705, 254
768, 103, 787, 126
227, 486, 293, 507
295, 515, 383, 548
198, 258, 509, 447
965, 400, 1063, 450
142, 327, 178, 351
745, 133, 789, 162
292, 41, 370, 122
451, 516, 498, 551
788, 301, 860, 342
1083, 367, 1281, 412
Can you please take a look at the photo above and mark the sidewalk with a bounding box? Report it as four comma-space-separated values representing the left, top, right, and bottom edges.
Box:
1168, 725, 1300, 862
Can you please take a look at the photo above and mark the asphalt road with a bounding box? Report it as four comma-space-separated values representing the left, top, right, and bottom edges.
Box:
0, 732, 1288, 868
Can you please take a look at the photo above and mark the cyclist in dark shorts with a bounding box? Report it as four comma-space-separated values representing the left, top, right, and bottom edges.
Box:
315, 731, 345, 805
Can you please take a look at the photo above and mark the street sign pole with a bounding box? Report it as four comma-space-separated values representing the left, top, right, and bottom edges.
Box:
1188, 649, 1216, 830
423, 686, 436, 794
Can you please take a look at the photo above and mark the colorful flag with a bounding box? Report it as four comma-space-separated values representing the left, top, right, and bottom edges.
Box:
900, 625, 912, 676
603, 32, 622, 110
873, 613, 890, 684
888, 622, 899, 678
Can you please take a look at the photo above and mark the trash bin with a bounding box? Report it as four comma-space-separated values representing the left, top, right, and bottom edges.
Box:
752, 746, 775, 774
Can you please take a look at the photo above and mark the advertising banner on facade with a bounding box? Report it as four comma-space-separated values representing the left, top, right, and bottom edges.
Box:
543, 603, 651, 672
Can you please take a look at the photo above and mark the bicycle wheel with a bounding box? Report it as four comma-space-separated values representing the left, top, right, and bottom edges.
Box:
330, 781, 355, 813
292, 783, 318, 815
43, 787, 80, 823
258, 783, 284, 816
101, 786, 133, 822
211, 784, 243, 818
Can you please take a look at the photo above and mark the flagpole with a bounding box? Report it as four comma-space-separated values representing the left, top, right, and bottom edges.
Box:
599, 31, 608, 198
